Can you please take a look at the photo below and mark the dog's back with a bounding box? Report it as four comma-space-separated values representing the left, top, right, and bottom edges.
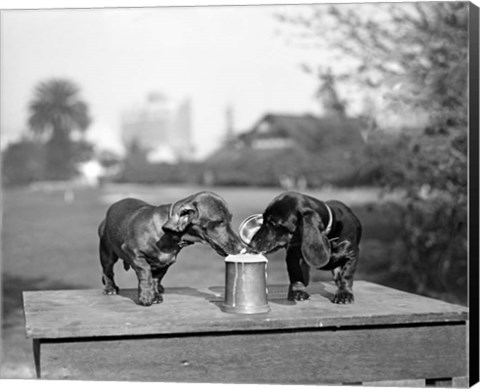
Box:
99, 198, 152, 243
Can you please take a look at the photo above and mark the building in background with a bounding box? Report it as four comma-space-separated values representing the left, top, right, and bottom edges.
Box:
121, 92, 194, 163
204, 111, 369, 188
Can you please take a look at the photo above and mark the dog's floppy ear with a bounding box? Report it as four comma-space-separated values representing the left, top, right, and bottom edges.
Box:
163, 202, 198, 233
300, 210, 331, 268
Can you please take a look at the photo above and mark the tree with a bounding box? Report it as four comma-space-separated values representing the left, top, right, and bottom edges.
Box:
277, 3, 469, 302
278, 2, 468, 126
2, 139, 46, 186
28, 78, 92, 180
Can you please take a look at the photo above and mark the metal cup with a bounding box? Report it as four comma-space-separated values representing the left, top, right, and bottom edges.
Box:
239, 213, 263, 246
221, 253, 270, 314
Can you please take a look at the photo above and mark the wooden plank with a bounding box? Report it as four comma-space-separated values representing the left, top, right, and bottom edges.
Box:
363, 379, 426, 387
23, 281, 468, 339
38, 323, 467, 383
426, 378, 453, 387
452, 376, 469, 387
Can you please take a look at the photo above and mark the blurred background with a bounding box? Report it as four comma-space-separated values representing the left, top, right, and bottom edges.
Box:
1, 2, 469, 379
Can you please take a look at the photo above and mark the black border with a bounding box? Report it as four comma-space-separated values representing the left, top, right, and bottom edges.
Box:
469, 1, 480, 387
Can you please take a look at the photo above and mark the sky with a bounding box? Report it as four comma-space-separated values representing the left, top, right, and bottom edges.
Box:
1, 3, 331, 159
2, 0, 469, 160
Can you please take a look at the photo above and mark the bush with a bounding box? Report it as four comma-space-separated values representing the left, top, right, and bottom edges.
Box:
203, 145, 374, 188
2, 140, 46, 186
367, 128, 467, 303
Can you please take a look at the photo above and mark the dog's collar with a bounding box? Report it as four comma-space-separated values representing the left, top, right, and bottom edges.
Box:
325, 203, 333, 236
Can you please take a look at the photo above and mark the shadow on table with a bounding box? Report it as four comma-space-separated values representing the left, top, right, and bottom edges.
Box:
118, 286, 223, 306
208, 283, 336, 306
115, 283, 336, 309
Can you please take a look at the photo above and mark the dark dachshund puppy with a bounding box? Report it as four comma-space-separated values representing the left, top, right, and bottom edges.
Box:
98, 191, 244, 306
249, 191, 361, 304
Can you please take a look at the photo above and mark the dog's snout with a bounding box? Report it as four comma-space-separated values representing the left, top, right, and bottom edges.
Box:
162, 222, 175, 234
248, 227, 279, 254
226, 236, 246, 255
248, 230, 265, 251
247, 238, 259, 251
162, 220, 182, 235
249, 242, 266, 255
248, 244, 262, 254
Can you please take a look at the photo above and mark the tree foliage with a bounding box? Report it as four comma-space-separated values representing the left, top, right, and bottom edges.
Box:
29, 79, 91, 136
1, 137, 95, 187
279, 2, 468, 123
278, 2, 469, 302
28, 78, 92, 180
1, 139, 46, 186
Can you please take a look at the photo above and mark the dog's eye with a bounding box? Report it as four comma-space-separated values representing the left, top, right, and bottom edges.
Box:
204, 219, 224, 229
179, 209, 194, 217
272, 222, 293, 234
280, 225, 294, 234
212, 219, 225, 227
268, 219, 281, 228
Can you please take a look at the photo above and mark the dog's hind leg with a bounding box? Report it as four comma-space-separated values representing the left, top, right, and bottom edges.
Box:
99, 238, 120, 295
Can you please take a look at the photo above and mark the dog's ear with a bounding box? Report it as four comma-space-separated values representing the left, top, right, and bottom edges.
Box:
163, 202, 198, 233
195, 192, 232, 224
300, 210, 331, 268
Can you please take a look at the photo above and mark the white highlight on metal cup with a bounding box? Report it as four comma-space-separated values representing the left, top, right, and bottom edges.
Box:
221, 253, 270, 314
239, 213, 263, 246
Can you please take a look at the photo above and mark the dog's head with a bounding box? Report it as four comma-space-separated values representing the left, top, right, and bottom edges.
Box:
249, 192, 331, 268
162, 191, 245, 257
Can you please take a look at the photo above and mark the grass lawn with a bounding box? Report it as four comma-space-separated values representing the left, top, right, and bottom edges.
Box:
1, 183, 405, 378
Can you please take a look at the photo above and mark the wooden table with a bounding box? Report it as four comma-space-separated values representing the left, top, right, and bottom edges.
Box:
23, 281, 468, 385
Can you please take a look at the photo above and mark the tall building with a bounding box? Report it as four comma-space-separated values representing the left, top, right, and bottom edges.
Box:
121, 92, 194, 163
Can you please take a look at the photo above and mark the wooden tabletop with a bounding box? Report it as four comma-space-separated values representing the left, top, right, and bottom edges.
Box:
23, 281, 468, 340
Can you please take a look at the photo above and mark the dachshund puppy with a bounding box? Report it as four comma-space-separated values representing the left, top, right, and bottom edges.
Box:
98, 191, 244, 306
249, 191, 361, 304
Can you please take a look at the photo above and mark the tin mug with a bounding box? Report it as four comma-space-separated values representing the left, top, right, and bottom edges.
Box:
221, 253, 270, 314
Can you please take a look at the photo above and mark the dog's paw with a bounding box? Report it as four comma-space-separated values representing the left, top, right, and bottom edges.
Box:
288, 290, 310, 301
103, 285, 119, 295
333, 289, 354, 304
152, 293, 164, 304
138, 289, 155, 306
287, 282, 310, 301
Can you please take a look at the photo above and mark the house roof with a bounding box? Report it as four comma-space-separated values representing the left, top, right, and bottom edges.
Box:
241, 113, 366, 152
203, 112, 370, 185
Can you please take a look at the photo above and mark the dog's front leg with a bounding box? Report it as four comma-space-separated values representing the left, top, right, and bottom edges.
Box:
133, 260, 156, 306
331, 241, 358, 304
124, 247, 156, 306
285, 246, 311, 301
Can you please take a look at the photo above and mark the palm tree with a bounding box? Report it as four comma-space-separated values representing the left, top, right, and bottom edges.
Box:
28, 78, 92, 179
